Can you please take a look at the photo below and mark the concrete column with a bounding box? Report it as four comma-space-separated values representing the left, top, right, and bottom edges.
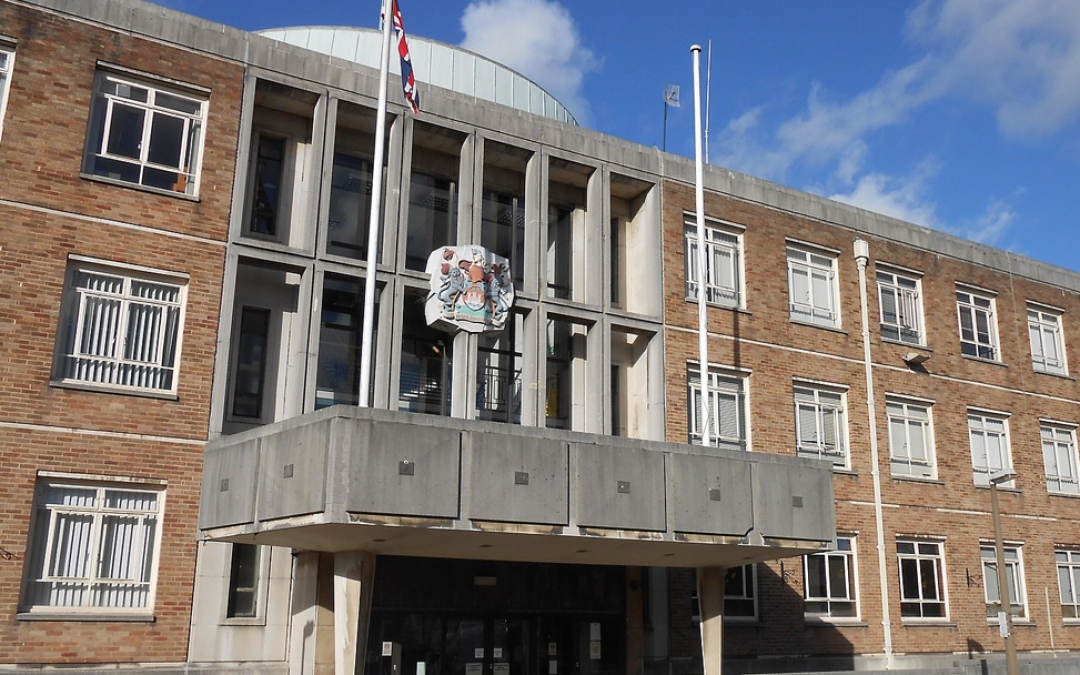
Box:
697, 566, 726, 675
334, 551, 377, 675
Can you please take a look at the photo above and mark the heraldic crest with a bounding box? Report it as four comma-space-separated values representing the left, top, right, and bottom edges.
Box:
424, 245, 515, 334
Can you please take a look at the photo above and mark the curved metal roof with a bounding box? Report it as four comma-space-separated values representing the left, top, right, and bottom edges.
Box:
258, 26, 578, 125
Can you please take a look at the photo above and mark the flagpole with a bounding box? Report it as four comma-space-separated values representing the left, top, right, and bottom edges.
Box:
358, 0, 394, 408
704, 39, 712, 164
692, 44, 710, 447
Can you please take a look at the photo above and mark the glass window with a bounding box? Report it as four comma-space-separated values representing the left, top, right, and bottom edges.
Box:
231, 307, 270, 418
687, 364, 747, 452
1042, 424, 1080, 495
1057, 549, 1080, 620
724, 564, 757, 620
887, 398, 935, 479
897, 540, 947, 619
957, 288, 999, 360
226, 544, 261, 618
969, 411, 1014, 487
476, 311, 524, 424
405, 171, 457, 271
877, 270, 923, 344
21, 478, 162, 614
316, 276, 376, 409
547, 203, 575, 300
399, 287, 451, 416
794, 385, 848, 469
981, 544, 1026, 620
546, 318, 588, 430
53, 259, 185, 395
325, 153, 374, 259
805, 536, 857, 618
0, 46, 14, 144
1029, 306, 1067, 375
83, 71, 205, 195
685, 222, 742, 308
787, 246, 839, 327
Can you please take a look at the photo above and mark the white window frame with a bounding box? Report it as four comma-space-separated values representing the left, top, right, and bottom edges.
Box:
0, 44, 15, 144
877, 268, 924, 345
52, 256, 187, 397
968, 410, 1014, 487
1028, 304, 1067, 376
685, 219, 743, 308
787, 245, 839, 328
724, 563, 758, 621
83, 69, 207, 196
897, 539, 948, 620
804, 535, 859, 620
687, 363, 748, 452
981, 543, 1027, 621
794, 383, 848, 469
20, 474, 165, 617
1056, 549, 1080, 621
1042, 423, 1080, 496
887, 397, 936, 479
957, 287, 999, 361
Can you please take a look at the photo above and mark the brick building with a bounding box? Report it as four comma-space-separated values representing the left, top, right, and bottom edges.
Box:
0, 2, 1077, 675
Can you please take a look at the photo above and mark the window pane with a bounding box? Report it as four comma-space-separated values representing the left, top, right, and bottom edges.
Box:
147, 113, 186, 168
106, 104, 145, 159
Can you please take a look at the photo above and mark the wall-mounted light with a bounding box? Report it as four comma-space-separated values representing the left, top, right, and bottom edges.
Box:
903, 352, 930, 365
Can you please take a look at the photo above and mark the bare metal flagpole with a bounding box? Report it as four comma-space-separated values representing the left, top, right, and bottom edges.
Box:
692, 44, 710, 447
704, 39, 712, 164
358, 0, 394, 408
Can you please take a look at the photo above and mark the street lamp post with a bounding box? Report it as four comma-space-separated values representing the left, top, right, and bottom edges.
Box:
989, 470, 1020, 675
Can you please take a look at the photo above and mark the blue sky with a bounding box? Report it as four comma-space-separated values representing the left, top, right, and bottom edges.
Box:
157, 0, 1080, 274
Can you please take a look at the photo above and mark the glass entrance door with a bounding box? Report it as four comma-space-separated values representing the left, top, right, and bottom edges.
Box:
447, 616, 529, 675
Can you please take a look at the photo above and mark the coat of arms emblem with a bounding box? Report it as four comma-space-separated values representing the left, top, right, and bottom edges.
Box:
424, 245, 515, 333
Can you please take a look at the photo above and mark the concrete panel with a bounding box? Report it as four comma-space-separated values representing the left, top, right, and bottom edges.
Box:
345, 421, 461, 519
670, 454, 753, 537
572, 443, 666, 532
199, 439, 258, 529
466, 433, 568, 525
751, 461, 835, 543
258, 423, 329, 521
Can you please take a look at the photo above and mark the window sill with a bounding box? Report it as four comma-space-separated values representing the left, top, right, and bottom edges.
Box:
50, 379, 179, 401
961, 354, 1007, 368
831, 468, 858, 477
789, 318, 847, 334
684, 296, 750, 315
805, 618, 868, 627
18, 611, 156, 623
1033, 368, 1074, 381
222, 616, 268, 627
881, 337, 930, 351
986, 619, 1034, 626
80, 172, 199, 202
974, 484, 1021, 494
900, 619, 956, 627
891, 475, 944, 485
1048, 490, 1080, 499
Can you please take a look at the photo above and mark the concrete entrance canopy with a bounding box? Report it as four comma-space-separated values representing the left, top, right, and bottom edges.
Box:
200, 406, 836, 567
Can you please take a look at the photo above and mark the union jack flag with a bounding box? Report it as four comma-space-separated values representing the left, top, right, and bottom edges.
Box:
392, 0, 420, 114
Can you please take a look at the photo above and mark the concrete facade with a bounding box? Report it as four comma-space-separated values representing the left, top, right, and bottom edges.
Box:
1, 0, 1079, 674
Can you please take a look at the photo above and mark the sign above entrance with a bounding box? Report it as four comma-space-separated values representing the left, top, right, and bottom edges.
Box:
425, 245, 515, 334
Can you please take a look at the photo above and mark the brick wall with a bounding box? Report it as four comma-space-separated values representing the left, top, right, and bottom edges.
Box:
0, 0, 241, 664
662, 181, 1080, 660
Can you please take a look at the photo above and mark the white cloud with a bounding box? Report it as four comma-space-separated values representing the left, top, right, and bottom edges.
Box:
713, 0, 1080, 245
718, 0, 1080, 179
956, 198, 1017, 245
909, 0, 1080, 137
460, 0, 598, 123
827, 165, 941, 229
